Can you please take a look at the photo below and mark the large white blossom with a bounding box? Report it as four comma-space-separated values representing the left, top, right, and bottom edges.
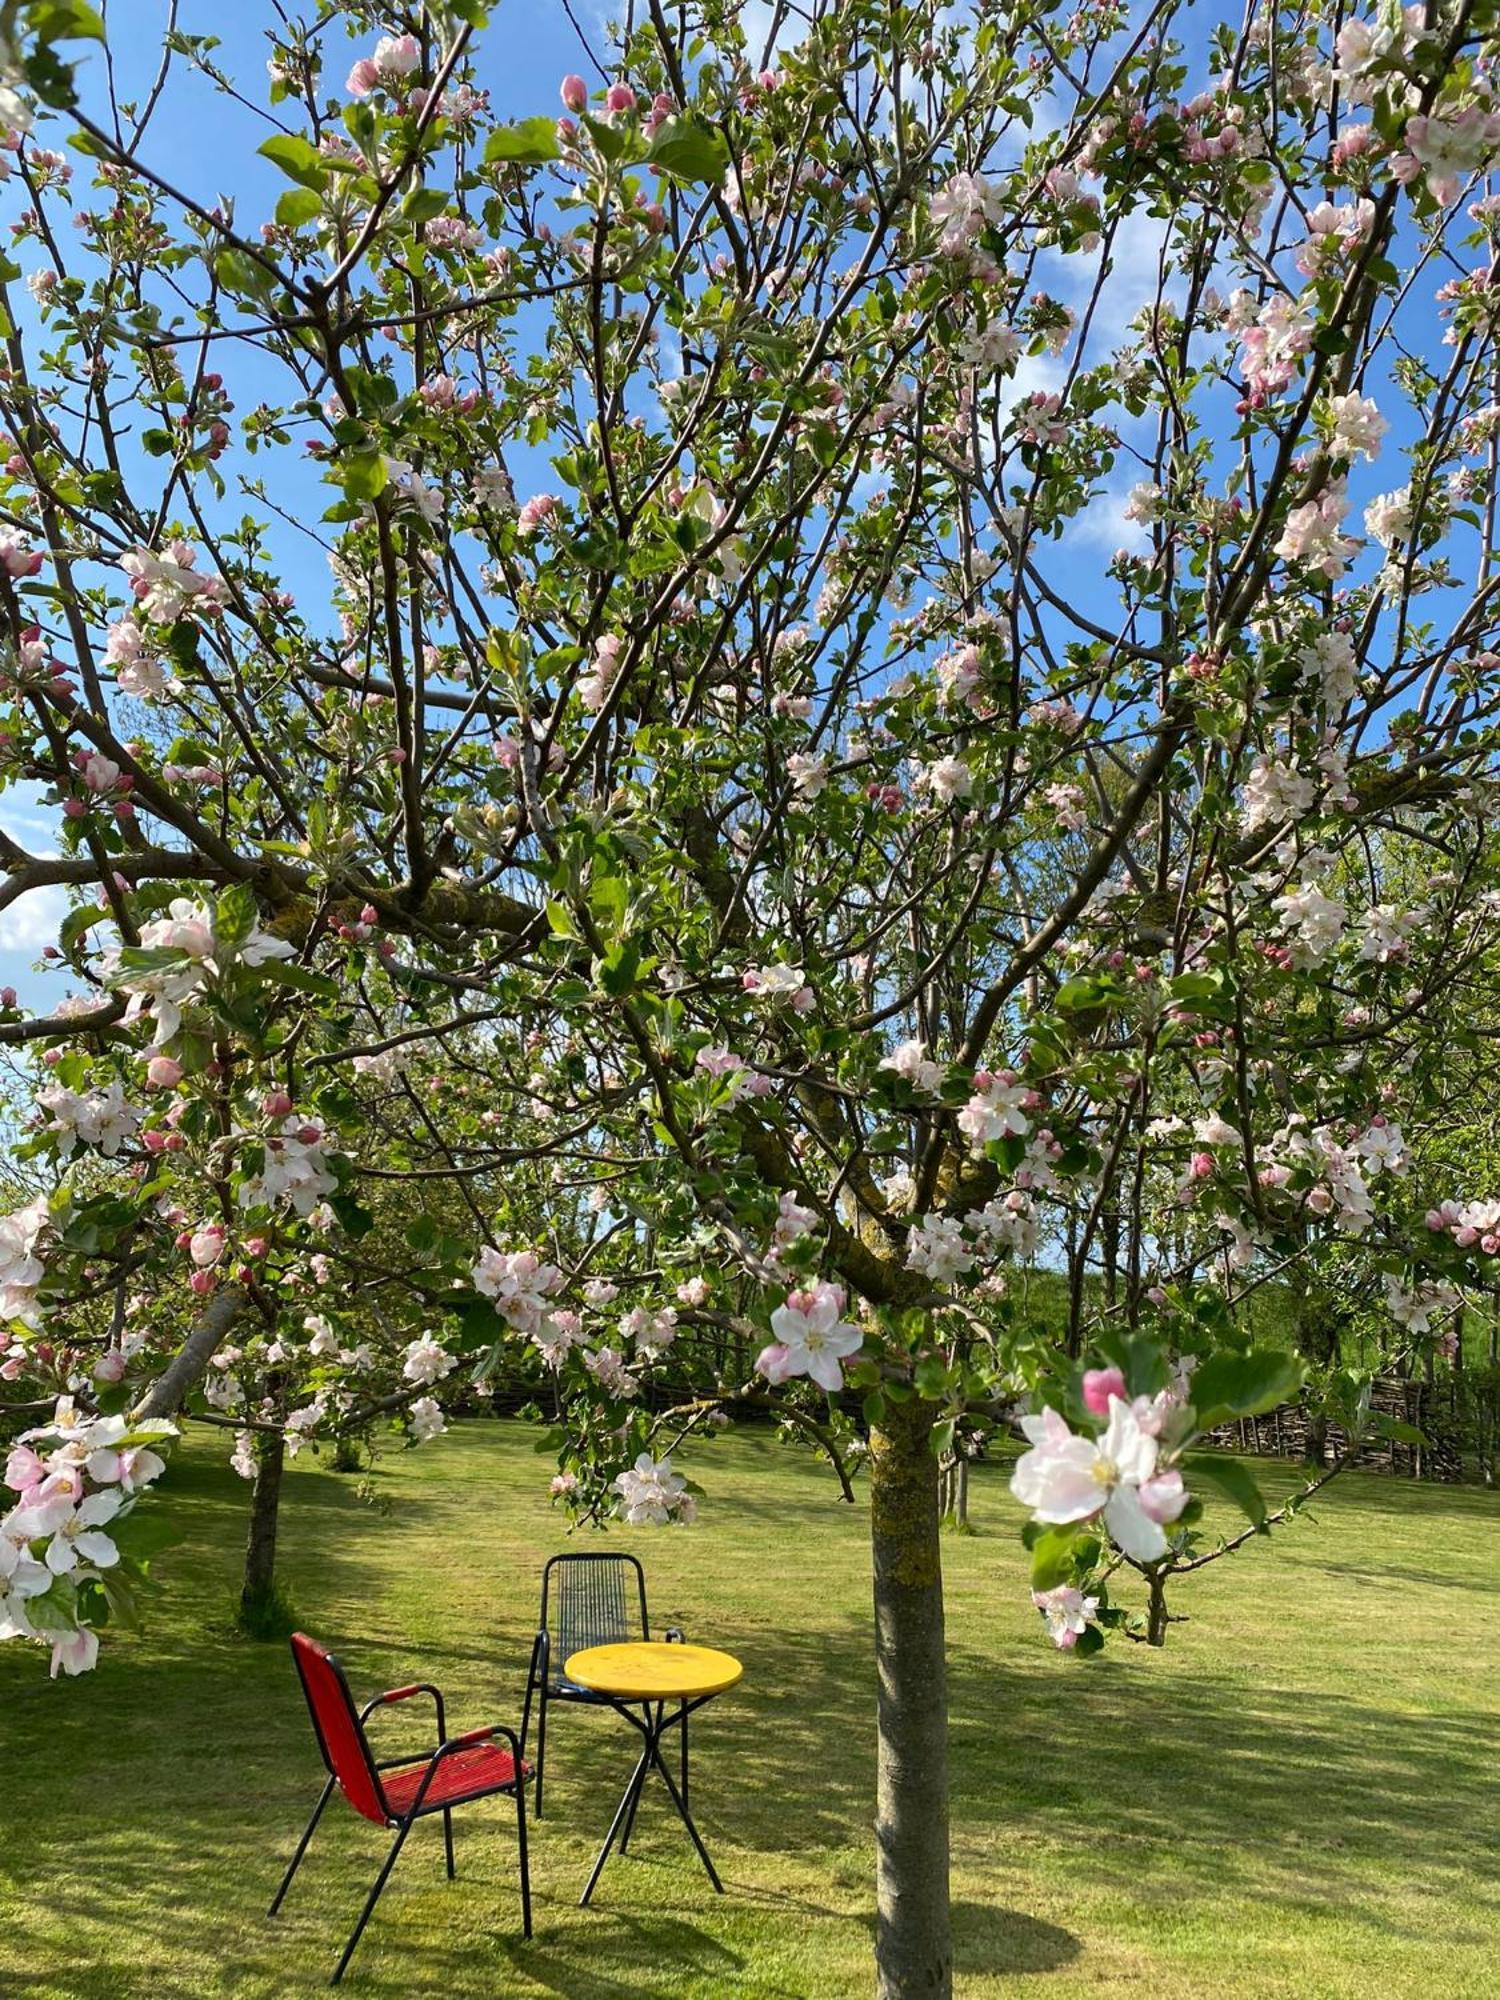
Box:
1010, 1399, 1187, 1563
759, 1282, 863, 1391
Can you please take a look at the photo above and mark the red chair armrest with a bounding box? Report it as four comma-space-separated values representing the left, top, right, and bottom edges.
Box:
401, 1721, 524, 1815
445, 1724, 502, 1752
361, 1679, 444, 1715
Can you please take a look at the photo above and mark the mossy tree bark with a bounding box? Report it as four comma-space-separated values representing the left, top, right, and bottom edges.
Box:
240, 1427, 285, 1625
869, 1399, 952, 1999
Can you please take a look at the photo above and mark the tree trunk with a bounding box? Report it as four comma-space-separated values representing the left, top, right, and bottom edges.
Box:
1304, 1413, 1328, 1467
240, 1427, 285, 1626
869, 1400, 951, 2000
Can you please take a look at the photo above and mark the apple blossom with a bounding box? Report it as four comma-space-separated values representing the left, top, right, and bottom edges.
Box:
763, 1283, 863, 1391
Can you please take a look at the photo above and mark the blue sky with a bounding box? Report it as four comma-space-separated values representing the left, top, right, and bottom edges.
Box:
0, 0, 594, 1009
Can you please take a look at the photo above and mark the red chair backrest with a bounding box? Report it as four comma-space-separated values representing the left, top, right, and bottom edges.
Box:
289, 1633, 389, 1825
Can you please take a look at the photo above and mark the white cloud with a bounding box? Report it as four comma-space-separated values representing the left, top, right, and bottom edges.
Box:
1065, 486, 1150, 557
0, 883, 67, 955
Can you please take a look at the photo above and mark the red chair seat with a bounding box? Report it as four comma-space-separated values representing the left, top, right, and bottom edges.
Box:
382, 1741, 529, 1818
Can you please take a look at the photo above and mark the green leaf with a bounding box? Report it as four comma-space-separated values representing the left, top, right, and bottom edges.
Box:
484, 117, 561, 165
1054, 976, 1105, 1011
1190, 1348, 1305, 1429
449, 1294, 510, 1350
329, 1193, 374, 1239
28, 0, 105, 42
913, 1353, 951, 1400
1187, 1452, 1267, 1526
214, 248, 275, 303
404, 1214, 441, 1255
59, 901, 106, 954
254, 959, 339, 1001
258, 132, 330, 192
275, 187, 323, 228
402, 185, 452, 226
1030, 1524, 1086, 1592
214, 882, 257, 953
340, 451, 388, 502
21, 1572, 79, 1634
1168, 970, 1225, 1004
644, 116, 729, 184
596, 939, 642, 997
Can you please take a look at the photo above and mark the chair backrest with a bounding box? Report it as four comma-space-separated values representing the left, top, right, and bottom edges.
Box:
289, 1633, 389, 1825
541, 1554, 649, 1668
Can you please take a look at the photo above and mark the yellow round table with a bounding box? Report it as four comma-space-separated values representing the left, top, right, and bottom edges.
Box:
564, 1640, 743, 1904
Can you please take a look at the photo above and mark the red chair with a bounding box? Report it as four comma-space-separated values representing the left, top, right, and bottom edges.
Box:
269, 1632, 532, 1985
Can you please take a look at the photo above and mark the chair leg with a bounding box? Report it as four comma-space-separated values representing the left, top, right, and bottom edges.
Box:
680, 1702, 689, 1813
515, 1778, 533, 1939
330, 1818, 413, 1987
534, 1687, 547, 1818
268, 1776, 335, 1917
443, 1807, 455, 1880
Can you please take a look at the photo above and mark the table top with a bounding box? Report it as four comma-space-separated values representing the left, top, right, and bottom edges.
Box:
564, 1640, 744, 1701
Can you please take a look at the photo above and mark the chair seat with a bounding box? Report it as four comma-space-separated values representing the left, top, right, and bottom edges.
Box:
382, 1742, 528, 1818
551, 1676, 611, 1702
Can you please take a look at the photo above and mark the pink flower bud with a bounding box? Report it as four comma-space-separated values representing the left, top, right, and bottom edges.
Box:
189, 1269, 216, 1296
1189, 1151, 1215, 1180
143, 1129, 168, 1153
244, 1236, 270, 1258
756, 1341, 794, 1384
560, 73, 587, 113
93, 1349, 126, 1384
296, 1124, 322, 1146
360, 904, 378, 926
1081, 1366, 1127, 1416
1138, 1468, 1187, 1524
262, 1091, 294, 1118
605, 82, 636, 113
146, 1055, 183, 1089
0, 987, 14, 1008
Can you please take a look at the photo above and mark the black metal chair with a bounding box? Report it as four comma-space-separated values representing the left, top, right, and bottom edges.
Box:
520, 1552, 684, 1818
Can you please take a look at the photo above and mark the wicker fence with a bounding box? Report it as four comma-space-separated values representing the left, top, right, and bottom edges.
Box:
1204, 1373, 1500, 1483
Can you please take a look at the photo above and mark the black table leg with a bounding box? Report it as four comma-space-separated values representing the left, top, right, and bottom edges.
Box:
644, 1730, 723, 1893
577, 1693, 724, 1904
579, 1737, 652, 1907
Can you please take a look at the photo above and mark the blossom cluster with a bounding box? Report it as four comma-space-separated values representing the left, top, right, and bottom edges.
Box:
2, 1402, 176, 1676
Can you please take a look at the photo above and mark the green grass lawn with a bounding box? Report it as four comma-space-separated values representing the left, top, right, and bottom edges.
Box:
3, 1421, 1498, 1999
